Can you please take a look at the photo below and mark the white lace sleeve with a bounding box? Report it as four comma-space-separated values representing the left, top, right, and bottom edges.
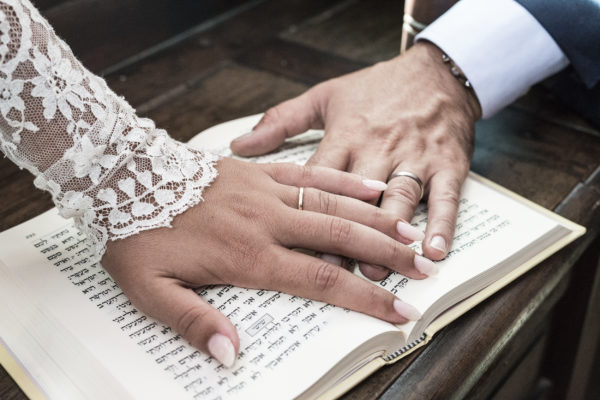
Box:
0, 0, 219, 257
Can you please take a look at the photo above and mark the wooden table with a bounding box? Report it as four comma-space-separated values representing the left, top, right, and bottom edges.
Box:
2, 1, 599, 399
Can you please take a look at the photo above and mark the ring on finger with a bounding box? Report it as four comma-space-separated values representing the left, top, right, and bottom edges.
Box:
298, 187, 304, 210
388, 171, 424, 201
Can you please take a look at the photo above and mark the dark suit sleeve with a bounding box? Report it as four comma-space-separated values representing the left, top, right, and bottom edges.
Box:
516, 0, 600, 88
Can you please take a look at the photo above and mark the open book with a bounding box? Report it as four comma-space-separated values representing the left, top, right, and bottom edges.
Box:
0, 115, 585, 400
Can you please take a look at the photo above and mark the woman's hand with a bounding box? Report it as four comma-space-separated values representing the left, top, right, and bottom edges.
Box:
230, 42, 482, 280
102, 158, 434, 367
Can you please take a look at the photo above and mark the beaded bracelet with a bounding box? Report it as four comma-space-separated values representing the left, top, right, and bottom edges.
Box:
441, 53, 473, 89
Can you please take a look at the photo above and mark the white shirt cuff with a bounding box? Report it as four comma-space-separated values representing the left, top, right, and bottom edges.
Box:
416, 0, 569, 118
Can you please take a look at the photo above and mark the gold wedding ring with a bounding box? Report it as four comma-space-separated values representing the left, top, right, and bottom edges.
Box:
388, 171, 424, 201
298, 187, 304, 210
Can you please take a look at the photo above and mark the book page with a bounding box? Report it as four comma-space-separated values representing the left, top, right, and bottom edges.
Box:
1, 115, 576, 400
368, 177, 559, 338
0, 209, 397, 400
189, 116, 569, 347
0, 259, 137, 399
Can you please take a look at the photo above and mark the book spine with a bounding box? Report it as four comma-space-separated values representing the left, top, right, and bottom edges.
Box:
382, 333, 428, 362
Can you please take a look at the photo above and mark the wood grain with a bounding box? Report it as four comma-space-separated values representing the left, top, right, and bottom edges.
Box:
147, 63, 309, 142
104, 0, 339, 111
281, 0, 404, 64
0, 366, 25, 400
235, 38, 368, 86
41, 0, 249, 73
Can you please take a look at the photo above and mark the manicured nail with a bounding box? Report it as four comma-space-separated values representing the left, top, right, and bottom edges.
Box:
414, 254, 439, 276
430, 235, 447, 253
396, 221, 425, 242
362, 179, 388, 191
320, 253, 343, 266
207, 333, 236, 368
393, 299, 422, 321
233, 131, 253, 142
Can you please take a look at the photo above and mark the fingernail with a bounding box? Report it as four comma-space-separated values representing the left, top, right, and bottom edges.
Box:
430, 235, 447, 253
320, 253, 343, 266
414, 254, 439, 276
207, 333, 236, 368
362, 179, 388, 191
393, 299, 422, 321
396, 221, 425, 242
233, 131, 253, 142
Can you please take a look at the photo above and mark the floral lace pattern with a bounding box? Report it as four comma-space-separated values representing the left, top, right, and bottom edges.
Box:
0, 0, 219, 257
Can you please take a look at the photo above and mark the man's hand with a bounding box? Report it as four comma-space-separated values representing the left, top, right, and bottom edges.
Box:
231, 42, 481, 280
102, 158, 432, 368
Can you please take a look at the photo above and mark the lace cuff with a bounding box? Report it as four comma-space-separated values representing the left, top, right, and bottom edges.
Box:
0, 0, 219, 256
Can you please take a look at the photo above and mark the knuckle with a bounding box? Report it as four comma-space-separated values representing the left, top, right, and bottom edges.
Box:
259, 250, 294, 290
230, 240, 268, 280
429, 130, 451, 151
386, 181, 421, 206
306, 153, 321, 166
387, 241, 407, 264
266, 163, 286, 181
436, 189, 460, 209
232, 199, 266, 223
429, 125, 474, 163
261, 106, 283, 126
434, 178, 462, 210
433, 213, 456, 234
365, 284, 384, 308
299, 165, 316, 183
175, 306, 211, 340
307, 142, 345, 167
308, 151, 331, 167
328, 217, 352, 246
318, 190, 338, 215
310, 262, 342, 292
448, 176, 465, 194
372, 207, 388, 225
365, 206, 391, 235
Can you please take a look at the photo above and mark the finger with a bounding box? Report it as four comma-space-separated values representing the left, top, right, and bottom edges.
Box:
358, 217, 429, 280
318, 253, 344, 267
347, 154, 392, 200
280, 211, 437, 278
380, 166, 426, 227
422, 171, 465, 260
358, 263, 390, 281
280, 186, 397, 239
265, 163, 387, 202
305, 138, 349, 170
266, 248, 422, 324
230, 90, 323, 156
348, 156, 390, 209
140, 279, 240, 368
348, 155, 396, 280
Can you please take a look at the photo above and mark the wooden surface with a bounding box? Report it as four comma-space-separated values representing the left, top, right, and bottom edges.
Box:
2, 0, 600, 399
32, 0, 250, 73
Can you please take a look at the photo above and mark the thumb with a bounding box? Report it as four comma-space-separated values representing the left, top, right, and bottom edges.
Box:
148, 281, 240, 368
230, 89, 324, 156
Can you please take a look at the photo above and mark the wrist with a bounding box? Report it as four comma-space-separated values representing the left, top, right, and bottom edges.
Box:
409, 41, 482, 122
